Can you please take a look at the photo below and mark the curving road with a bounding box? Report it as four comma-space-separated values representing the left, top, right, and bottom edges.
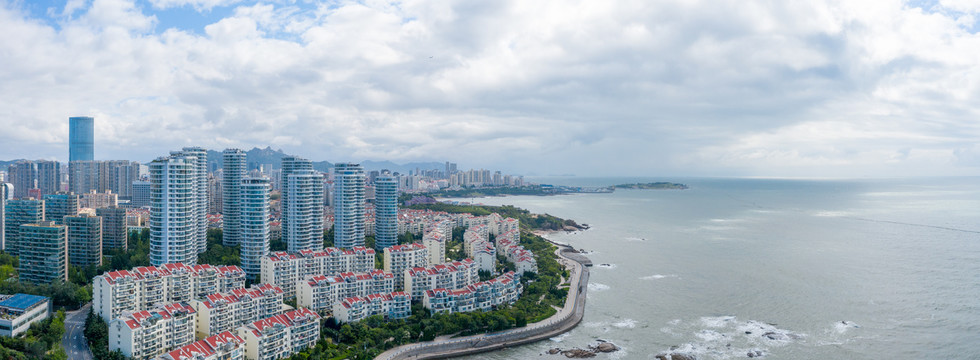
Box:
376, 244, 591, 360
63, 303, 94, 360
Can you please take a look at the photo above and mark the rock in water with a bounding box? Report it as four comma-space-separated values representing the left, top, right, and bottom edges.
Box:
596, 342, 619, 353
671, 354, 697, 360
548, 348, 561, 355
562, 349, 596, 358
655, 355, 669, 360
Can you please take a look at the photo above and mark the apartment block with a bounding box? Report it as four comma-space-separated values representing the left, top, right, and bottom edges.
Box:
97, 207, 128, 251
94, 264, 246, 322
403, 259, 478, 300
191, 284, 286, 339
18, 222, 68, 284
333, 291, 411, 323
423, 272, 520, 315
109, 302, 198, 360
65, 213, 102, 267
463, 225, 496, 273
382, 243, 428, 290
260, 248, 375, 297
495, 229, 538, 275
3, 199, 44, 255
237, 308, 320, 360
155, 331, 246, 360
296, 270, 395, 313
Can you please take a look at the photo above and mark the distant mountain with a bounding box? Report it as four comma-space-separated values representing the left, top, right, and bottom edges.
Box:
0, 159, 28, 172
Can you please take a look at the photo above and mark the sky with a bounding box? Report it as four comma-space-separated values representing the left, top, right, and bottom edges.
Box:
1, 0, 979, 178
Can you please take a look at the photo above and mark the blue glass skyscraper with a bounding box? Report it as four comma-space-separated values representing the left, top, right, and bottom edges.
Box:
69, 117, 94, 161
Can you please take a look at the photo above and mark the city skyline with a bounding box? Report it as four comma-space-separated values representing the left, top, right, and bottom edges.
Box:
1, 1, 978, 178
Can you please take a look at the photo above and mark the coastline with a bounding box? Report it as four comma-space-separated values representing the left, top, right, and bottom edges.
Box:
375, 240, 591, 360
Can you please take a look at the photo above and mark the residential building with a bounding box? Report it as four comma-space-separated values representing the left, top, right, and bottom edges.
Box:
69, 116, 94, 162
3, 198, 43, 255
222, 149, 246, 246
333, 291, 411, 323
422, 229, 446, 266
240, 177, 270, 279
207, 173, 222, 215
0, 294, 51, 337
149, 148, 209, 265
296, 270, 395, 313
154, 331, 245, 360
382, 243, 428, 290
93, 264, 246, 322
463, 225, 496, 272
79, 190, 118, 209
68, 161, 140, 197
66, 213, 102, 267
98, 207, 128, 251
18, 222, 67, 284
43, 193, 79, 225
237, 308, 320, 360
177, 147, 209, 254
333, 163, 365, 249
0, 183, 6, 252
280, 157, 323, 253
109, 302, 197, 360
422, 272, 520, 314
191, 284, 285, 339
495, 229, 537, 275
131, 180, 150, 208
403, 259, 478, 299
7, 161, 60, 198
373, 175, 398, 250
260, 248, 375, 297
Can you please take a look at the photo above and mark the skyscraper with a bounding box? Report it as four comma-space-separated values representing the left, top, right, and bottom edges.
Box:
131, 180, 150, 208
69, 116, 95, 162
222, 149, 246, 246
333, 163, 365, 249
374, 175, 398, 250
43, 193, 79, 225
66, 213, 102, 267
3, 199, 43, 255
18, 221, 68, 284
240, 177, 270, 279
281, 156, 323, 253
149, 154, 200, 266
69, 160, 140, 197
97, 207, 128, 251
177, 147, 209, 254
0, 183, 8, 251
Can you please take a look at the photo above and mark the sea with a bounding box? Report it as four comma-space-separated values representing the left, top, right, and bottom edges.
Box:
454, 177, 980, 359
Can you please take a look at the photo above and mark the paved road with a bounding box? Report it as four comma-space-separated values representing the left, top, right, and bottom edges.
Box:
376, 243, 590, 360
63, 303, 95, 360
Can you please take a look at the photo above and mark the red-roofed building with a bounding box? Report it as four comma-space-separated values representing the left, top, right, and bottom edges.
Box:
296, 270, 395, 314
404, 259, 478, 299
237, 308, 320, 360
154, 331, 245, 360
191, 284, 286, 339
333, 291, 411, 323
382, 243, 428, 289
109, 302, 197, 359
259, 247, 375, 298
94, 264, 247, 322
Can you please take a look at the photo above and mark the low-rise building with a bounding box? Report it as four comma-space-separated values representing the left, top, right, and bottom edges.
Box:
495, 230, 538, 275
422, 272, 521, 314
333, 291, 411, 323
403, 259, 478, 300
109, 302, 198, 360
422, 228, 447, 266
94, 264, 246, 322
237, 308, 320, 360
0, 294, 50, 337
155, 331, 246, 360
191, 284, 285, 339
382, 243, 428, 290
260, 247, 375, 297
296, 270, 395, 314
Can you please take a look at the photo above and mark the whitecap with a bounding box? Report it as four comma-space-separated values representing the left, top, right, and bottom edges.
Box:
549, 333, 569, 342
612, 319, 637, 329
624, 236, 647, 242
700, 316, 736, 328
596, 263, 618, 269
588, 283, 610, 291
640, 274, 677, 280
834, 320, 859, 333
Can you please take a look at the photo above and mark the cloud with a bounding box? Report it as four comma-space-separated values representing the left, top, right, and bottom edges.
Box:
0, 0, 978, 177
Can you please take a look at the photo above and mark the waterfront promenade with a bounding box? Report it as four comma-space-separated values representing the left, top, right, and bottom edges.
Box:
375, 244, 591, 360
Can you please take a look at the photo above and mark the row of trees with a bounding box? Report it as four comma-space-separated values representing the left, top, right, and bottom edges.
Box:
84, 309, 126, 360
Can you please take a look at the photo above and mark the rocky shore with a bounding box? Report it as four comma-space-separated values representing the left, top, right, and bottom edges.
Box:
546, 340, 620, 358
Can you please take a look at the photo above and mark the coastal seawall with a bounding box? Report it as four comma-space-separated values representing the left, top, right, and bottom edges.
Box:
375, 245, 591, 360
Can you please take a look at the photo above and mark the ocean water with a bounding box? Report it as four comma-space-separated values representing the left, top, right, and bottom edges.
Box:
454, 177, 980, 359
